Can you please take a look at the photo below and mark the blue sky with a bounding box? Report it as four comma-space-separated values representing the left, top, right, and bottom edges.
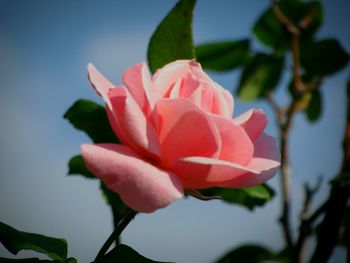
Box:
0, 0, 349, 262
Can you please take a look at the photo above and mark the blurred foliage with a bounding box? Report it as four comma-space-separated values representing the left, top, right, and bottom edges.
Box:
99, 244, 174, 263
199, 184, 275, 210
338, 206, 350, 247
64, 99, 119, 144
196, 39, 250, 71
236, 53, 284, 101
301, 39, 349, 76
253, 0, 323, 53
304, 89, 322, 123
215, 244, 287, 263
0, 221, 75, 263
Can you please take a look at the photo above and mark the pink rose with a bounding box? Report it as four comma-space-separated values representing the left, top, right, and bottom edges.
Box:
81, 60, 280, 213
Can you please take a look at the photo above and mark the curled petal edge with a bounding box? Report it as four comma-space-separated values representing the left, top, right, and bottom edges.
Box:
81, 143, 184, 213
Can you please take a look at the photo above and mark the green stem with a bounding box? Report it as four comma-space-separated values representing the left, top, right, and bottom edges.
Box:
94, 210, 137, 262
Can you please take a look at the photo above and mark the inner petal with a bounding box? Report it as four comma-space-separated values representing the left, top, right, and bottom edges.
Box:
153, 98, 221, 167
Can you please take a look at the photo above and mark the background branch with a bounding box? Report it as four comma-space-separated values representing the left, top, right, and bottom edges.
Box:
271, 2, 304, 252
310, 80, 350, 262
294, 178, 322, 263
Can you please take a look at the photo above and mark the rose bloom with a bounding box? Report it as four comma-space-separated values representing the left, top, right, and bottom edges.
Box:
82, 60, 280, 213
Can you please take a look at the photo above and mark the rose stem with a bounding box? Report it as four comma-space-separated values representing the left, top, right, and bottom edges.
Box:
94, 209, 137, 262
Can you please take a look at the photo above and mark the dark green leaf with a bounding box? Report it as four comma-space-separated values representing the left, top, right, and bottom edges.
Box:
67, 154, 95, 179
101, 244, 174, 263
215, 244, 285, 263
0, 258, 53, 262
253, 7, 290, 52
253, 1, 323, 52
339, 206, 350, 246
199, 184, 275, 210
299, 1, 323, 38
0, 258, 76, 263
0, 221, 67, 262
304, 89, 322, 123
301, 39, 349, 76
277, 1, 323, 37
236, 53, 284, 101
147, 0, 196, 73
347, 76, 350, 122
64, 99, 119, 143
100, 182, 129, 221
195, 39, 250, 71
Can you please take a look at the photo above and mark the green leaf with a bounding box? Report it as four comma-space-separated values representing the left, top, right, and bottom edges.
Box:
253, 8, 290, 52
199, 184, 275, 210
277, 1, 323, 36
64, 99, 119, 143
100, 182, 129, 221
301, 39, 349, 76
347, 76, 350, 122
253, 1, 323, 52
68, 154, 95, 179
0, 258, 76, 263
339, 206, 350, 247
101, 244, 174, 263
304, 89, 322, 123
147, 0, 196, 73
195, 39, 250, 71
0, 258, 53, 262
299, 1, 323, 38
0, 221, 67, 262
215, 244, 285, 263
236, 53, 284, 101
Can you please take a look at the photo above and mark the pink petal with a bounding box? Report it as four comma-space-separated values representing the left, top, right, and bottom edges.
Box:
122, 62, 155, 115
107, 87, 161, 160
200, 85, 215, 113
81, 144, 183, 213
171, 157, 257, 189
203, 83, 232, 118
176, 74, 202, 108
170, 133, 279, 189
153, 98, 221, 167
233, 109, 267, 141
168, 78, 181, 98
87, 63, 115, 109
222, 89, 234, 116
212, 115, 254, 166
219, 132, 280, 188
152, 60, 208, 99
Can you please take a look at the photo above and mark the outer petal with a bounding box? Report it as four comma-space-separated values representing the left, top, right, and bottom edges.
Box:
107, 87, 161, 160
153, 98, 221, 167
170, 133, 279, 189
81, 144, 183, 213
122, 62, 155, 115
212, 114, 254, 166
233, 109, 267, 142
219, 132, 280, 188
171, 157, 257, 189
87, 63, 115, 109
